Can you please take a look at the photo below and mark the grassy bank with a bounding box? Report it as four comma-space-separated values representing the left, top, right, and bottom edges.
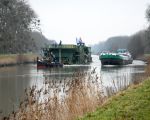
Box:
80, 78, 150, 120
0, 53, 38, 66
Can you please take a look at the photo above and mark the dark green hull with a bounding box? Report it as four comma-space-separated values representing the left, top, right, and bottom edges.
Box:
100, 53, 133, 65
100, 58, 131, 65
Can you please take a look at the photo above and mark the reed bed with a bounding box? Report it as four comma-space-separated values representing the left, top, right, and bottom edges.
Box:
0, 54, 37, 65
2, 68, 106, 120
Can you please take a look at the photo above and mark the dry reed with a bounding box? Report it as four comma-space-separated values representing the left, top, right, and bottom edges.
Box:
0, 54, 37, 65
2, 68, 106, 120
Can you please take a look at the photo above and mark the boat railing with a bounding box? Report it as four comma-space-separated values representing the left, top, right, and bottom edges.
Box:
48, 44, 77, 49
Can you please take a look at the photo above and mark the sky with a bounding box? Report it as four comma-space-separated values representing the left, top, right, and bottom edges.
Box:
29, 0, 150, 45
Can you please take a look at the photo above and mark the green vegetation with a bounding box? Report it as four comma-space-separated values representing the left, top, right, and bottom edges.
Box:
80, 79, 150, 120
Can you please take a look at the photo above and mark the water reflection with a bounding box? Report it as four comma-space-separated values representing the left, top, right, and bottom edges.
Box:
0, 55, 146, 116
0, 65, 32, 115
37, 65, 91, 79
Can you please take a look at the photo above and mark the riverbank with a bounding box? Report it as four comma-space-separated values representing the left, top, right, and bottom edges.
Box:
0, 54, 38, 67
80, 78, 150, 120
136, 54, 150, 63
0, 56, 148, 119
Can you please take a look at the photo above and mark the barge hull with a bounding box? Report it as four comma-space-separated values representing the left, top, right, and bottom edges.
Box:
100, 58, 124, 65
100, 58, 132, 65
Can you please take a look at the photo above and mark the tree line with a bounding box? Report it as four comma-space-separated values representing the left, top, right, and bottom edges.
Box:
127, 5, 150, 58
0, 0, 40, 54
92, 5, 150, 59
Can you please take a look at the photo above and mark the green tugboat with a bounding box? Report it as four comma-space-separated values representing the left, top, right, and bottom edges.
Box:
37, 39, 92, 68
99, 49, 133, 65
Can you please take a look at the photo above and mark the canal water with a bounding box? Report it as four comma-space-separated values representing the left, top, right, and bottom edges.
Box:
0, 55, 146, 116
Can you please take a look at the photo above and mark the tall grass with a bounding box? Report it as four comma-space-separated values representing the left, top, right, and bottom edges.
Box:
2, 69, 106, 120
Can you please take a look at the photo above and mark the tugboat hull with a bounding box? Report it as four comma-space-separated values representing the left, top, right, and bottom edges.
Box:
37, 61, 63, 69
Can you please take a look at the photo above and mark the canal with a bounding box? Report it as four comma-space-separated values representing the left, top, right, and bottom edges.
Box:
0, 55, 146, 116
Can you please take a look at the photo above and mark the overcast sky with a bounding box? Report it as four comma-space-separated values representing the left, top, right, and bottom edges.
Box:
29, 0, 150, 45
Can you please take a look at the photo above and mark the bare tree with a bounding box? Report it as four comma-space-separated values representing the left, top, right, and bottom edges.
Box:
146, 5, 150, 22
0, 0, 39, 53
127, 31, 145, 58
145, 5, 150, 53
